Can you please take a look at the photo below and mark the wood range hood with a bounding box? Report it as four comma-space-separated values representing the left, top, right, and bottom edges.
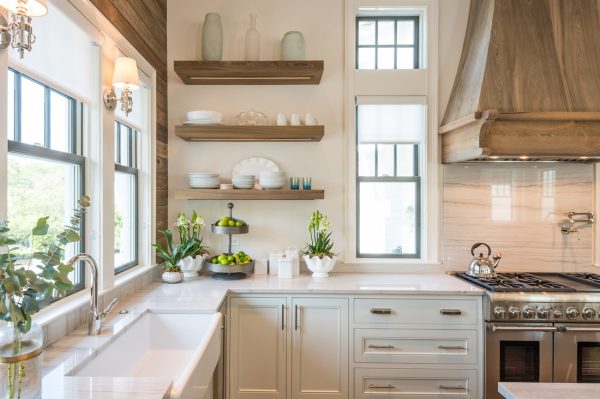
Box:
440, 0, 600, 163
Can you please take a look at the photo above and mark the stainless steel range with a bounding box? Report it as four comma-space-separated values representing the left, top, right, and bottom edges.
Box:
454, 272, 600, 399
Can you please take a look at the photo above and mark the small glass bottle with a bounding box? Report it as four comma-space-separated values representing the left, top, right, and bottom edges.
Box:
245, 14, 260, 61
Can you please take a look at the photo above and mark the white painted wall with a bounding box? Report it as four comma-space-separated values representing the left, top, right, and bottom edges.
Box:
168, 0, 596, 271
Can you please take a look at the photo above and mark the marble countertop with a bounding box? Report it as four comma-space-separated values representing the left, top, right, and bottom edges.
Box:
41, 272, 483, 398
499, 383, 600, 399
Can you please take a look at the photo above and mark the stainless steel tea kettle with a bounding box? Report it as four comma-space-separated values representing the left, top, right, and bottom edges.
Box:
467, 242, 502, 278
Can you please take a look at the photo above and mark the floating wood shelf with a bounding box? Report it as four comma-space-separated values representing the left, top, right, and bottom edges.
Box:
174, 61, 324, 85
175, 125, 324, 142
175, 189, 325, 201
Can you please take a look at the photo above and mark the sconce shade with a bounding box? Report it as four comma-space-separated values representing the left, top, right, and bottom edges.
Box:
112, 57, 140, 90
0, 0, 48, 16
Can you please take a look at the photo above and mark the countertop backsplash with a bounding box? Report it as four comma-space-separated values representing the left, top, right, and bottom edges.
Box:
443, 162, 595, 273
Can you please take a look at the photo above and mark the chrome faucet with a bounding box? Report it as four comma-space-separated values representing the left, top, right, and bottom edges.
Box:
67, 254, 119, 336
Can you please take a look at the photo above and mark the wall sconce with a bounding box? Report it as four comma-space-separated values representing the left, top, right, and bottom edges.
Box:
0, 0, 48, 59
103, 57, 140, 116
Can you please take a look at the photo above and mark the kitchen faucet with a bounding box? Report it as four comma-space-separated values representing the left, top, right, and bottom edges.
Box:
66, 254, 119, 336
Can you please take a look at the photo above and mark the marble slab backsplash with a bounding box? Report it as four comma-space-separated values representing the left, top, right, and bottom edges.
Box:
443, 163, 596, 273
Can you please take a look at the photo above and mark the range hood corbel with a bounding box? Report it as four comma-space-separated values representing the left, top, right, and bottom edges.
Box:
440, 0, 600, 163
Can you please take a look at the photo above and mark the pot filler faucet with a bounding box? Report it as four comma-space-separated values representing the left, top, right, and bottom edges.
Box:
67, 254, 119, 336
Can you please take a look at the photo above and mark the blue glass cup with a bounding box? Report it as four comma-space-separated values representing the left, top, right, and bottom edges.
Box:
290, 177, 300, 190
302, 177, 312, 190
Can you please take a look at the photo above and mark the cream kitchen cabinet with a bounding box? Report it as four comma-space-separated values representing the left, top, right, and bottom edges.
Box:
228, 296, 349, 399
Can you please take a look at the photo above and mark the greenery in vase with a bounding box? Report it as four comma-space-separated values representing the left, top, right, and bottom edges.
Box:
153, 211, 208, 273
303, 210, 336, 258
0, 195, 90, 399
175, 210, 208, 256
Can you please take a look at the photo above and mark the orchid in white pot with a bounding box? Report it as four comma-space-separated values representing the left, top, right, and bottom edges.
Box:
175, 211, 208, 278
303, 210, 337, 278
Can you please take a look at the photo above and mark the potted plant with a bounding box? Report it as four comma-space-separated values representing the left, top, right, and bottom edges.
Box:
175, 210, 209, 279
303, 210, 337, 278
0, 196, 89, 399
153, 228, 199, 284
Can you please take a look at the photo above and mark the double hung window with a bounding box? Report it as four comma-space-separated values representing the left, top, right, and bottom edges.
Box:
6, 69, 85, 293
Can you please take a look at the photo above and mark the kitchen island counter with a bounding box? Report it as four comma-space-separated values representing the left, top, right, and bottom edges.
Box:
499, 382, 600, 399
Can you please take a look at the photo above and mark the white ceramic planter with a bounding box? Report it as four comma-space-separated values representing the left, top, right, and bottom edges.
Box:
162, 271, 184, 284
303, 254, 336, 278
179, 254, 206, 279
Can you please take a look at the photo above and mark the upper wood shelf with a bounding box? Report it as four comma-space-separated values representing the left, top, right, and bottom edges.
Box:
175, 189, 325, 201
175, 125, 324, 142
174, 61, 324, 85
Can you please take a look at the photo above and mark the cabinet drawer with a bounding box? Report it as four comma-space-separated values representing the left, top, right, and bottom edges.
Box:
354, 298, 478, 325
354, 329, 478, 364
354, 368, 477, 399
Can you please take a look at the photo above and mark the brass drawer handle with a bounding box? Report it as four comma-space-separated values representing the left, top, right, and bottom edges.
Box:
368, 344, 396, 349
438, 345, 466, 350
440, 309, 462, 316
370, 308, 392, 315
439, 385, 466, 390
368, 384, 395, 389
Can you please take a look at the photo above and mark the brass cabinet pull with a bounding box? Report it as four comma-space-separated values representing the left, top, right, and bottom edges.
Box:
438, 345, 466, 350
440, 309, 462, 316
368, 384, 395, 389
439, 385, 466, 390
368, 344, 396, 349
370, 308, 392, 315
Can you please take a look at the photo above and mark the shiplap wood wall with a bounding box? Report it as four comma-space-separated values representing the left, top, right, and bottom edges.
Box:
89, 0, 168, 243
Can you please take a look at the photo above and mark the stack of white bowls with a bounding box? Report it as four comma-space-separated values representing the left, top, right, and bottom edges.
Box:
259, 171, 286, 189
232, 175, 255, 189
184, 110, 223, 125
188, 173, 220, 189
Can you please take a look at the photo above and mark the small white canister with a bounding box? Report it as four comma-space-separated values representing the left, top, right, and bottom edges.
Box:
285, 246, 300, 276
278, 255, 294, 279
269, 249, 283, 275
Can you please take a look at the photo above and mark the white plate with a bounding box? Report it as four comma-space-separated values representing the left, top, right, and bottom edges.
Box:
233, 157, 279, 177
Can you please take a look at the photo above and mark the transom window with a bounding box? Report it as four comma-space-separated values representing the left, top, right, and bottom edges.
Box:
114, 121, 138, 273
6, 69, 85, 293
356, 97, 425, 258
356, 16, 420, 69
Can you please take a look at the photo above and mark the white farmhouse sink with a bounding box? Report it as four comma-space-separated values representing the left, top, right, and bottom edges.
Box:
70, 312, 222, 399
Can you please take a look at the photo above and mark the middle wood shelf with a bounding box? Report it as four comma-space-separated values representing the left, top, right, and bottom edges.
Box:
175, 124, 324, 142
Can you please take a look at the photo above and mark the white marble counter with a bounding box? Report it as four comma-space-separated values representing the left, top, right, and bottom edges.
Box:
499, 382, 600, 399
41, 272, 482, 398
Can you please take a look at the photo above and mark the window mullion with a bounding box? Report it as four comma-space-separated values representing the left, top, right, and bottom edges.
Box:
14, 72, 21, 142
44, 88, 51, 148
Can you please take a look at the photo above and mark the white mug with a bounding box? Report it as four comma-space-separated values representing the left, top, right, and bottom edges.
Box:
290, 113, 301, 126
305, 113, 317, 125
276, 113, 287, 126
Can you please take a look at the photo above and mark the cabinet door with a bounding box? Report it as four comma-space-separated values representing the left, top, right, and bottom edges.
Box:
229, 297, 287, 399
291, 297, 349, 399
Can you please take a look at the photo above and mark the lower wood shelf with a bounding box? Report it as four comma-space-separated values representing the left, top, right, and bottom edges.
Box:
175, 189, 324, 200
175, 125, 324, 142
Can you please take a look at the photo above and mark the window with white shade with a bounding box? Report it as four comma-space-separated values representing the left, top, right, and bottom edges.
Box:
356, 96, 426, 258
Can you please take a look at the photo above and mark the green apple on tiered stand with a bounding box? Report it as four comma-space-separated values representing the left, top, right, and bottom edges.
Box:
207, 203, 254, 280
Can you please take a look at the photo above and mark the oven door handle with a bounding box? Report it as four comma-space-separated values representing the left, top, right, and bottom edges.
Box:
491, 325, 558, 332
561, 326, 600, 333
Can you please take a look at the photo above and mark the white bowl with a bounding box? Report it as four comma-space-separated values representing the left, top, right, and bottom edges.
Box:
186, 110, 222, 122
259, 171, 285, 179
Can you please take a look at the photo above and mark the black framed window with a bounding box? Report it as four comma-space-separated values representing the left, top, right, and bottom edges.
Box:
356, 16, 420, 69
114, 121, 138, 274
356, 99, 424, 258
6, 68, 85, 294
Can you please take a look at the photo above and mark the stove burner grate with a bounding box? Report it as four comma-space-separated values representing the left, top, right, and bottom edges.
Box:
562, 273, 600, 288
455, 272, 576, 292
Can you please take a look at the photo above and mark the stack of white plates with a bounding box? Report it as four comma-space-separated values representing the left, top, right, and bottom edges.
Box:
189, 173, 220, 189
232, 175, 255, 189
183, 110, 223, 125
259, 171, 286, 189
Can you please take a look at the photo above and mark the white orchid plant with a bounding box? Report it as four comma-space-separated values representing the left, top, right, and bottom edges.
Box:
304, 210, 336, 258
175, 210, 208, 257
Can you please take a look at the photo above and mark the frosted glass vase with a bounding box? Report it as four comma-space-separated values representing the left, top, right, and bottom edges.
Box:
0, 322, 43, 399
202, 12, 223, 61
245, 14, 260, 61
281, 31, 305, 60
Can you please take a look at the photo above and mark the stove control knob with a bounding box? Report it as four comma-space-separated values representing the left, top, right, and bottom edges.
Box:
537, 308, 550, 319
553, 308, 563, 319
494, 306, 507, 319
522, 307, 536, 319
566, 307, 580, 320
582, 307, 596, 320
508, 307, 521, 319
